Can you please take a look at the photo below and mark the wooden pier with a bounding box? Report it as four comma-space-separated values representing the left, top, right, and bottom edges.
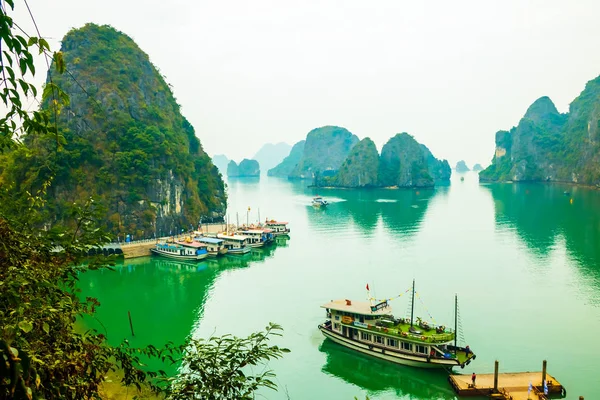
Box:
449, 360, 566, 399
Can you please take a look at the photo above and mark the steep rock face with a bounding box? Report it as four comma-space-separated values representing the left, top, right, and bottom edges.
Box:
4, 24, 226, 235
378, 133, 434, 187
326, 138, 379, 187
455, 160, 470, 172
472, 163, 483, 172
268, 140, 305, 177
421, 144, 451, 181
290, 126, 359, 179
252, 142, 291, 173
212, 154, 229, 175
228, 159, 260, 177
227, 160, 239, 177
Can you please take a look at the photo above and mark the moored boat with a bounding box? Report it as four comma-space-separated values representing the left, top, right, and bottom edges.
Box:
237, 229, 270, 247
312, 196, 328, 208
216, 233, 252, 254
264, 219, 290, 236
318, 280, 475, 369
151, 242, 208, 261
195, 236, 228, 256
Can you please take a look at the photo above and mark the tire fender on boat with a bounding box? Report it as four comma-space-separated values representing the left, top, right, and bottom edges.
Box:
421, 336, 425, 341
368, 345, 373, 350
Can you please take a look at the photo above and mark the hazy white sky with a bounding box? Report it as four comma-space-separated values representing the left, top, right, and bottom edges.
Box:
13, 0, 600, 167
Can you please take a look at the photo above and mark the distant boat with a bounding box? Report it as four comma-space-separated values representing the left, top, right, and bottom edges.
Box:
312, 196, 329, 208
318, 280, 476, 369
151, 242, 208, 261
460, 177, 464, 182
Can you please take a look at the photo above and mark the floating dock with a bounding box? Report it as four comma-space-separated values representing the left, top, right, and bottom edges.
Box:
449, 360, 566, 399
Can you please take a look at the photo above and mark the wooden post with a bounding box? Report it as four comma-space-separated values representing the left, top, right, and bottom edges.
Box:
541, 360, 547, 388
128, 310, 135, 336
493, 360, 499, 392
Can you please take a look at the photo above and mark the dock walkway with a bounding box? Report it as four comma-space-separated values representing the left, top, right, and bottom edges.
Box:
449, 371, 565, 399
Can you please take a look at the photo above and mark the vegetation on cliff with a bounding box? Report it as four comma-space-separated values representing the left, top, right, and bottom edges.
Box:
480, 75, 600, 184
228, 159, 260, 177
455, 160, 470, 172
421, 144, 451, 181
324, 138, 379, 187
0, 23, 226, 237
267, 140, 305, 177
252, 142, 291, 173
290, 126, 359, 179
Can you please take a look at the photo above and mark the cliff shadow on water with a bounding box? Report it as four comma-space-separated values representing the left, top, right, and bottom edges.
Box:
319, 340, 456, 399
304, 187, 443, 238
483, 182, 600, 282
77, 248, 279, 374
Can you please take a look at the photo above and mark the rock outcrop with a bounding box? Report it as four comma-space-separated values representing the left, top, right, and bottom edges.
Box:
378, 133, 436, 188
212, 154, 229, 175
267, 140, 305, 177
289, 126, 359, 179
472, 163, 483, 172
455, 160, 470, 172
227, 159, 260, 177
480, 75, 600, 184
252, 142, 291, 173
0, 23, 226, 236
327, 138, 379, 187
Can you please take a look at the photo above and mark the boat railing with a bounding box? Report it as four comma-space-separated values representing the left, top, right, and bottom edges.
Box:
358, 323, 454, 343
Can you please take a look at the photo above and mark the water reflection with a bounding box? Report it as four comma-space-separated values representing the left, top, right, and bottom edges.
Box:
304, 188, 438, 237
319, 340, 456, 399
485, 183, 600, 281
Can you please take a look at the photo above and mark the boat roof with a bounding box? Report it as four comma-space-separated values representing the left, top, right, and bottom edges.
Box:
265, 220, 288, 224
174, 241, 206, 248
240, 229, 265, 234
197, 237, 223, 244
321, 299, 392, 316
217, 233, 249, 241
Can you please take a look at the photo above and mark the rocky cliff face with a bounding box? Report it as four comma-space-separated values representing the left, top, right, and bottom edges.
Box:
378, 133, 435, 188
480, 75, 600, 184
268, 140, 305, 177
2, 24, 226, 236
228, 159, 260, 177
289, 126, 359, 179
328, 138, 379, 187
421, 145, 451, 182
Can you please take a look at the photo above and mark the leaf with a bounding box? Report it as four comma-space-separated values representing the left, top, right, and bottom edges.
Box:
18, 320, 33, 333
42, 322, 49, 334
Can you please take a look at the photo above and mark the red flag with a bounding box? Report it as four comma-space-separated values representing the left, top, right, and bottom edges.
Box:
366, 283, 370, 291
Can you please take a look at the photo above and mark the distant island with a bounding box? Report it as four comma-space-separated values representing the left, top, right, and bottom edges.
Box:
455, 160, 470, 172
480, 74, 600, 185
252, 142, 292, 173
268, 126, 450, 188
212, 154, 229, 175
472, 163, 483, 172
227, 159, 260, 177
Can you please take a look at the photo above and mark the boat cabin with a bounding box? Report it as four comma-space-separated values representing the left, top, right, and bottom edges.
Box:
196, 236, 227, 256
217, 233, 252, 253
238, 229, 268, 246
264, 220, 290, 235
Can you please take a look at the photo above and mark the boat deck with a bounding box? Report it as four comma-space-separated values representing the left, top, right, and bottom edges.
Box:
449, 371, 565, 398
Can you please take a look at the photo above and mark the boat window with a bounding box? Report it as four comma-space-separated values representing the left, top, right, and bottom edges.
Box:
375, 336, 384, 344
333, 323, 340, 331
416, 345, 427, 354
360, 332, 371, 341
401, 342, 412, 351
334, 315, 340, 321
387, 338, 398, 348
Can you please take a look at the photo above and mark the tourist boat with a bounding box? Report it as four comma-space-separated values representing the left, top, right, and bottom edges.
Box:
195, 236, 228, 256
216, 233, 252, 254
264, 219, 290, 236
151, 242, 208, 261
318, 280, 476, 369
237, 229, 272, 247
312, 196, 329, 208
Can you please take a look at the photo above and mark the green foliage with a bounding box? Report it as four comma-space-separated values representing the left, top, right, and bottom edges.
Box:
165, 323, 290, 400
268, 139, 305, 177
378, 133, 434, 187
1, 23, 226, 237
327, 137, 379, 187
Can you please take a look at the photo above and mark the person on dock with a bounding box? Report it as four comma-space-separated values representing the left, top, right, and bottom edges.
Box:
471, 372, 476, 387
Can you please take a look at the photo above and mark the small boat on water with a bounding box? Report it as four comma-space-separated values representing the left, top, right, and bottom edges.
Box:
318, 280, 475, 369
264, 219, 290, 236
312, 196, 329, 208
151, 242, 208, 261
216, 233, 252, 254
195, 236, 228, 256
237, 229, 273, 247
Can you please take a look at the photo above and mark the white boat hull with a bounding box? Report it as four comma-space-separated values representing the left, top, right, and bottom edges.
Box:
318, 324, 460, 369
227, 247, 251, 254
151, 249, 208, 261
246, 242, 264, 248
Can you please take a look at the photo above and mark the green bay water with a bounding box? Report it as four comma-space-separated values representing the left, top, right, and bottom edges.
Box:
78, 172, 600, 399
